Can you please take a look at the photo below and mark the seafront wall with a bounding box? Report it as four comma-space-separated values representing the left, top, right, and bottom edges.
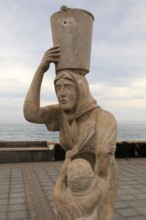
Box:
0, 141, 146, 163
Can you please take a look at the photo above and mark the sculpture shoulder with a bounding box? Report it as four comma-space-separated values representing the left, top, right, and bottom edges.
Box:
44, 104, 60, 111
44, 104, 62, 131
94, 108, 118, 146
94, 108, 117, 127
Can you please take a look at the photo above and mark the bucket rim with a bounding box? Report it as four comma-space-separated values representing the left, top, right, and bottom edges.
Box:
51, 6, 94, 21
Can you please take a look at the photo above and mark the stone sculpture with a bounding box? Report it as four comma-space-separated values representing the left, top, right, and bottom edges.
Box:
23, 6, 119, 220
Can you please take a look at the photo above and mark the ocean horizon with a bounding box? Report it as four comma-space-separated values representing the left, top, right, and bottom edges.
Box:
0, 123, 146, 142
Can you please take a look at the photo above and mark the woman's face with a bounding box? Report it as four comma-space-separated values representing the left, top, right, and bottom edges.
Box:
55, 77, 78, 114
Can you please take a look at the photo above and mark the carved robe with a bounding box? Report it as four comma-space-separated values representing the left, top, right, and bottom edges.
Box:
45, 71, 119, 220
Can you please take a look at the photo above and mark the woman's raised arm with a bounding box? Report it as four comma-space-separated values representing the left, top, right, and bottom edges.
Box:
23, 46, 60, 124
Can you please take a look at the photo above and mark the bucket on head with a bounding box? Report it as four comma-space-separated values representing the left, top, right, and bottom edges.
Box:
50, 6, 94, 75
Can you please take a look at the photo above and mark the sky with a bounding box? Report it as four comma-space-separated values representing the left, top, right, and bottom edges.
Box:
0, 0, 146, 124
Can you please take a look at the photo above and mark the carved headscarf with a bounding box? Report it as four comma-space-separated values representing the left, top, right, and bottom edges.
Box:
54, 70, 98, 119
54, 70, 99, 153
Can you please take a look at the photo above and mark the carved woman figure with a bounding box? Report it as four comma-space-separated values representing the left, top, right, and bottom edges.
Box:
23, 46, 119, 220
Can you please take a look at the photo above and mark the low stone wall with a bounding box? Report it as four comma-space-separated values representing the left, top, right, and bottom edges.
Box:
0, 141, 56, 163
116, 141, 146, 158
55, 141, 146, 160
0, 141, 146, 163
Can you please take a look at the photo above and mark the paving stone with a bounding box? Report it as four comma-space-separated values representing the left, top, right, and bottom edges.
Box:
0, 199, 8, 205
117, 189, 128, 195
11, 179, 24, 183
7, 210, 29, 220
126, 180, 139, 185
9, 197, 26, 205
115, 200, 129, 209
134, 184, 146, 189
0, 194, 8, 199
141, 188, 146, 193
0, 185, 9, 190
118, 194, 137, 201
0, 212, 7, 220
0, 205, 7, 212
134, 193, 146, 200
10, 192, 25, 198
0, 174, 10, 177
113, 212, 124, 220
136, 206, 146, 215
120, 185, 134, 190
8, 204, 27, 211
10, 185, 25, 190
125, 188, 142, 194
127, 216, 146, 220
126, 200, 146, 207
10, 188, 25, 193
118, 208, 140, 217
40, 182, 54, 187
0, 189, 9, 194
0, 180, 9, 184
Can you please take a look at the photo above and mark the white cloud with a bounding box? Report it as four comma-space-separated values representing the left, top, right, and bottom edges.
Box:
90, 75, 146, 100
0, 0, 146, 123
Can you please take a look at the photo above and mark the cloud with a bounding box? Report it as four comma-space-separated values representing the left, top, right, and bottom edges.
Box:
0, 0, 146, 123
90, 75, 146, 100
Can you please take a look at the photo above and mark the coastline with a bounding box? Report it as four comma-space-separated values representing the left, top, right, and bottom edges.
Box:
1, 123, 146, 142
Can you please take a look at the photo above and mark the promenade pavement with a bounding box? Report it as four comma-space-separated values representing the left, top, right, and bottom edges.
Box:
0, 158, 146, 220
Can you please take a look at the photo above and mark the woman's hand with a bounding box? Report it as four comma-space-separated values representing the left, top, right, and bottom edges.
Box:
97, 145, 109, 156
39, 46, 61, 72
65, 147, 78, 159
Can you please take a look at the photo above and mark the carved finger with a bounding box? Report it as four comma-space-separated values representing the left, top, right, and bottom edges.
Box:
44, 52, 61, 59
48, 46, 60, 52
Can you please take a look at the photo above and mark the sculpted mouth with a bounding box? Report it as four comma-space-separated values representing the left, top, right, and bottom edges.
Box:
60, 99, 68, 104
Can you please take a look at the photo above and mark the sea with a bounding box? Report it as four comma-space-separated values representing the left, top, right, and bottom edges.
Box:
0, 123, 146, 142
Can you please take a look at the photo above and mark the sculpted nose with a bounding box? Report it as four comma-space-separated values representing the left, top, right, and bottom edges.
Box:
60, 87, 65, 96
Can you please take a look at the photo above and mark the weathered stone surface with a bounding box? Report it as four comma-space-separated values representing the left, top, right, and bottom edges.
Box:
23, 6, 119, 220
51, 6, 94, 74
53, 156, 102, 220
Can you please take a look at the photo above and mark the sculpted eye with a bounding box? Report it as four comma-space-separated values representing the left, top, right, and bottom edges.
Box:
65, 84, 73, 90
55, 85, 61, 92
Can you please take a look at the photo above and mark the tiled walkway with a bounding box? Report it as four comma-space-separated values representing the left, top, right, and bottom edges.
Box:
0, 158, 146, 220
